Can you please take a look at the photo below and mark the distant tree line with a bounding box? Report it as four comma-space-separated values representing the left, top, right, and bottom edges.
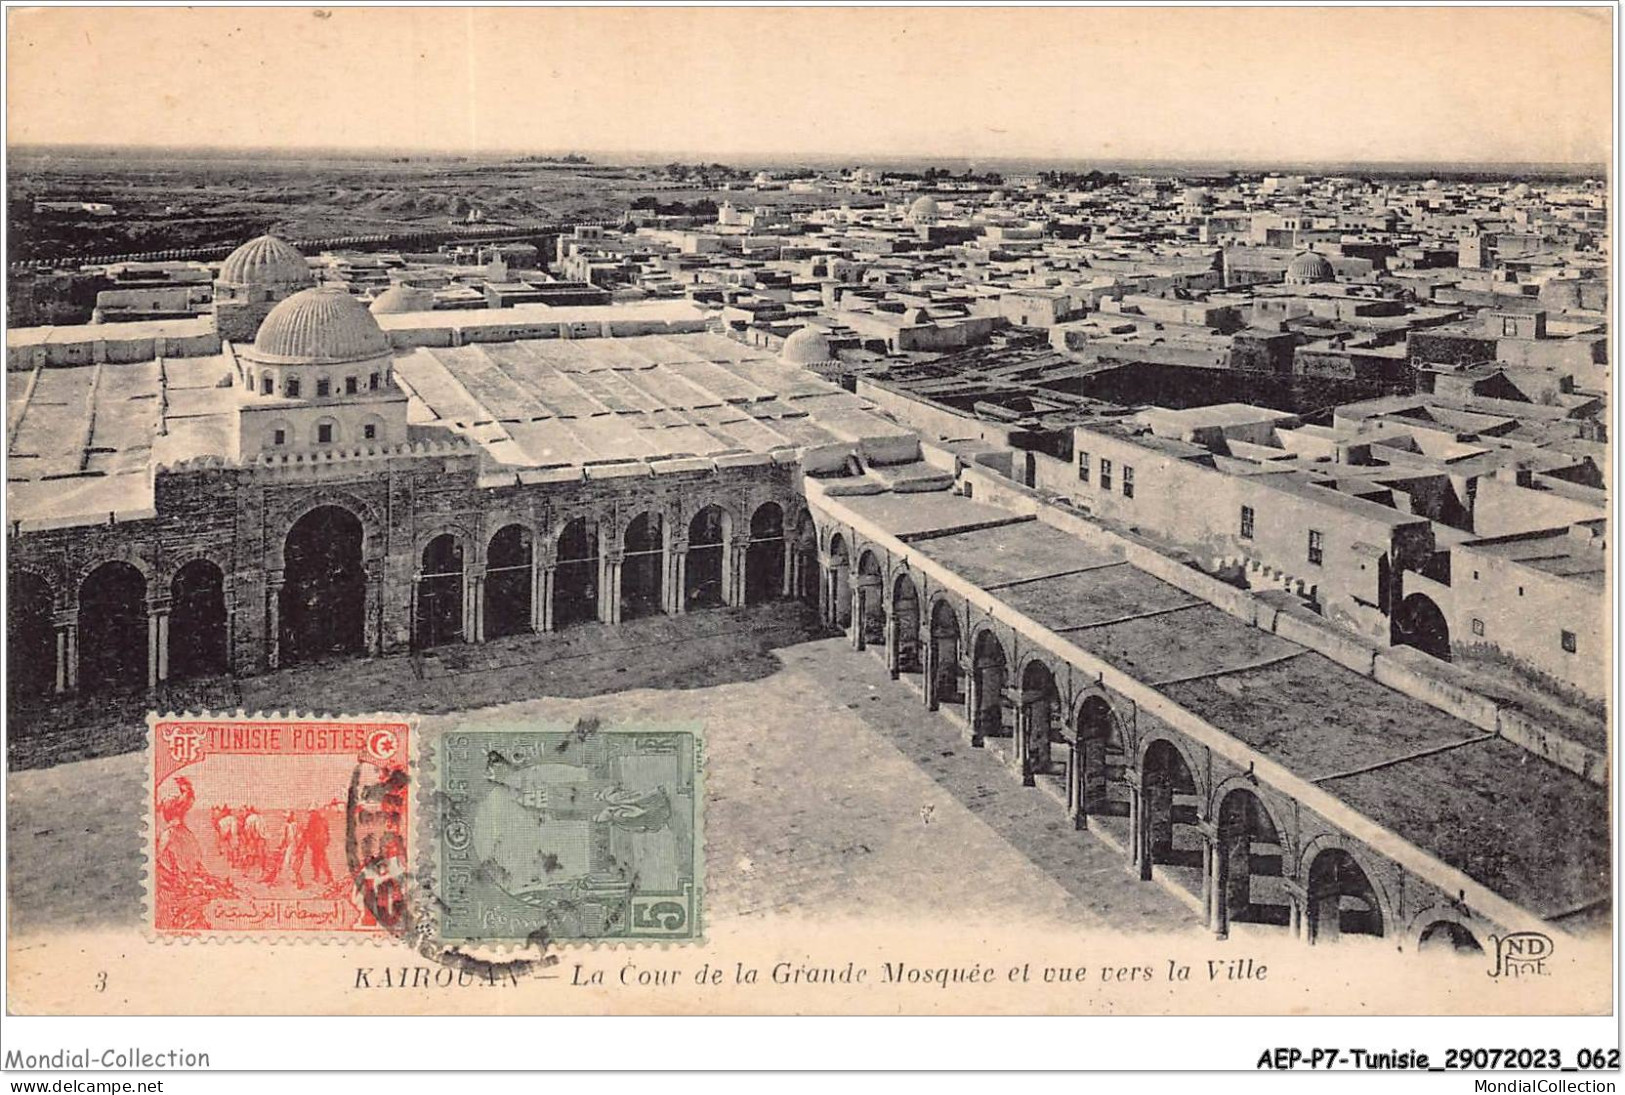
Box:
1037, 170, 1122, 189
660, 162, 751, 184
882, 167, 1004, 185
630, 196, 720, 217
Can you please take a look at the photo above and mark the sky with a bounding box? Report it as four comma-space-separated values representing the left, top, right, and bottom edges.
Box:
6, 6, 1614, 165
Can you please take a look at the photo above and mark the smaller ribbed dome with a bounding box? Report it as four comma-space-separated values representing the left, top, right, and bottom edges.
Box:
370, 284, 435, 315
910, 195, 940, 218
218, 235, 313, 288
249, 287, 391, 364
1285, 250, 1335, 285
781, 326, 835, 365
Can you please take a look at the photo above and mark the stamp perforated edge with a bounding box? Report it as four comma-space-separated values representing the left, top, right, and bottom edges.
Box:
141, 709, 421, 947
412, 718, 707, 954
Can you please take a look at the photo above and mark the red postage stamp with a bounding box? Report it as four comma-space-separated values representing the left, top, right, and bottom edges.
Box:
148, 714, 410, 936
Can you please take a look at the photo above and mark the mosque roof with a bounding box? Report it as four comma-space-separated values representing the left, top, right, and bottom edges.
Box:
246, 287, 392, 365
216, 235, 313, 288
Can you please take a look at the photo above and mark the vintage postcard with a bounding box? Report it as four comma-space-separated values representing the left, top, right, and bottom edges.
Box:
1, 2, 1614, 1054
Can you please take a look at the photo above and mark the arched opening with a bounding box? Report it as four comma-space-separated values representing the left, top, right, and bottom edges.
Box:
622, 511, 665, 620
685, 505, 728, 611
8, 571, 57, 700
282, 505, 366, 665
1075, 697, 1129, 831
1393, 592, 1451, 661
793, 513, 819, 608
554, 519, 599, 629
1306, 847, 1385, 943
827, 534, 852, 629
745, 502, 786, 605
1419, 920, 1484, 955
78, 562, 148, 690
970, 631, 1010, 742
485, 525, 534, 640
856, 550, 886, 650
415, 534, 464, 648
1141, 739, 1202, 895
891, 573, 921, 678
928, 600, 963, 710
1215, 788, 1289, 931
169, 560, 227, 680
1019, 660, 1059, 783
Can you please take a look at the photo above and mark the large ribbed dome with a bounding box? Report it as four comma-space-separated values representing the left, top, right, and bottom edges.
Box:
1285, 250, 1335, 285
909, 195, 940, 218
249, 287, 391, 364
217, 235, 313, 288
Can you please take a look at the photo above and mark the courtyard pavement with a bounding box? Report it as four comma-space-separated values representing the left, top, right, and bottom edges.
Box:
6, 606, 1193, 935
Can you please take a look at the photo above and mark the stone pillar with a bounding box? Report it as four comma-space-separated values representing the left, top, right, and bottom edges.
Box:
605, 551, 624, 625
885, 609, 900, 680
1199, 822, 1227, 937
265, 570, 284, 670
671, 545, 688, 616
1128, 781, 1147, 874
468, 568, 486, 643
966, 662, 983, 747
536, 561, 554, 632
728, 536, 749, 607
53, 608, 78, 694
146, 607, 161, 690
156, 609, 171, 683
781, 541, 794, 598
1068, 742, 1087, 830
816, 557, 830, 623
850, 588, 865, 650
919, 624, 936, 709
1283, 879, 1308, 942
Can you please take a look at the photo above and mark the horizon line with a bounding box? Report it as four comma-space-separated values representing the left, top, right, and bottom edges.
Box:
6, 141, 1610, 172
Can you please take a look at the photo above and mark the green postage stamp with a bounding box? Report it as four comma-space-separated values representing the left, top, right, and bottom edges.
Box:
433, 722, 702, 944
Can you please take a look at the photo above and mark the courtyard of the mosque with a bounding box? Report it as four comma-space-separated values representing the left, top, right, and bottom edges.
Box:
5, 602, 1195, 936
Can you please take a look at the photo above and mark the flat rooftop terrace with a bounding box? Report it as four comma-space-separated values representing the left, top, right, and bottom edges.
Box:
848, 490, 1609, 921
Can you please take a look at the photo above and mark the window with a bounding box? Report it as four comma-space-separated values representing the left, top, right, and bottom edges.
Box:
1078, 451, 1090, 483
317, 423, 333, 444
369, 372, 381, 391
1122, 465, 1135, 498
285, 377, 300, 398
1471, 618, 1485, 637
1307, 529, 1324, 566
316, 377, 331, 398
1239, 505, 1255, 540
272, 429, 287, 447
261, 376, 273, 395
363, 423, 377, 440
345, 376, 358, 395
1099, 458, 1113, 491
1502, 316, 1519, 336
1561, 630, 1577, 654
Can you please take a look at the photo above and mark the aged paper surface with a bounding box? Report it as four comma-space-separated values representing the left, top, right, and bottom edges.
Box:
3, 5, 1613, 1021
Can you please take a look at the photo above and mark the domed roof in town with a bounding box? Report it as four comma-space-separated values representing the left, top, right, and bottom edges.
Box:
1285, 250, 1335, 284
217, 235, 313, 287
249, 287, 391, 364
909, 195, 940, 217
369, 283, 434, 315
780, 326, 835, 364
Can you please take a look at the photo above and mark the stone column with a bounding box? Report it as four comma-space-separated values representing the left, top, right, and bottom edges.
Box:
156, 605, 172, 683
919, 624, 936, 709
728, 536, 749, 607
781, 541, 794, 598
53, 608, 78, 694
535, 559, 553, 633
966, 662, 983, 747
1016, 693, 1035, 786
1199, 821, 1227, 937
670, 544, 689, 616
1283, 879, 1309, 942
265, 569, 284, 670
1128, 780, 1147, 872
468, 567, 486, 642
850, 588, 865, 650
604, 551, 625, 625
146, 604, 161, 689
1067, 742, 1087, 830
